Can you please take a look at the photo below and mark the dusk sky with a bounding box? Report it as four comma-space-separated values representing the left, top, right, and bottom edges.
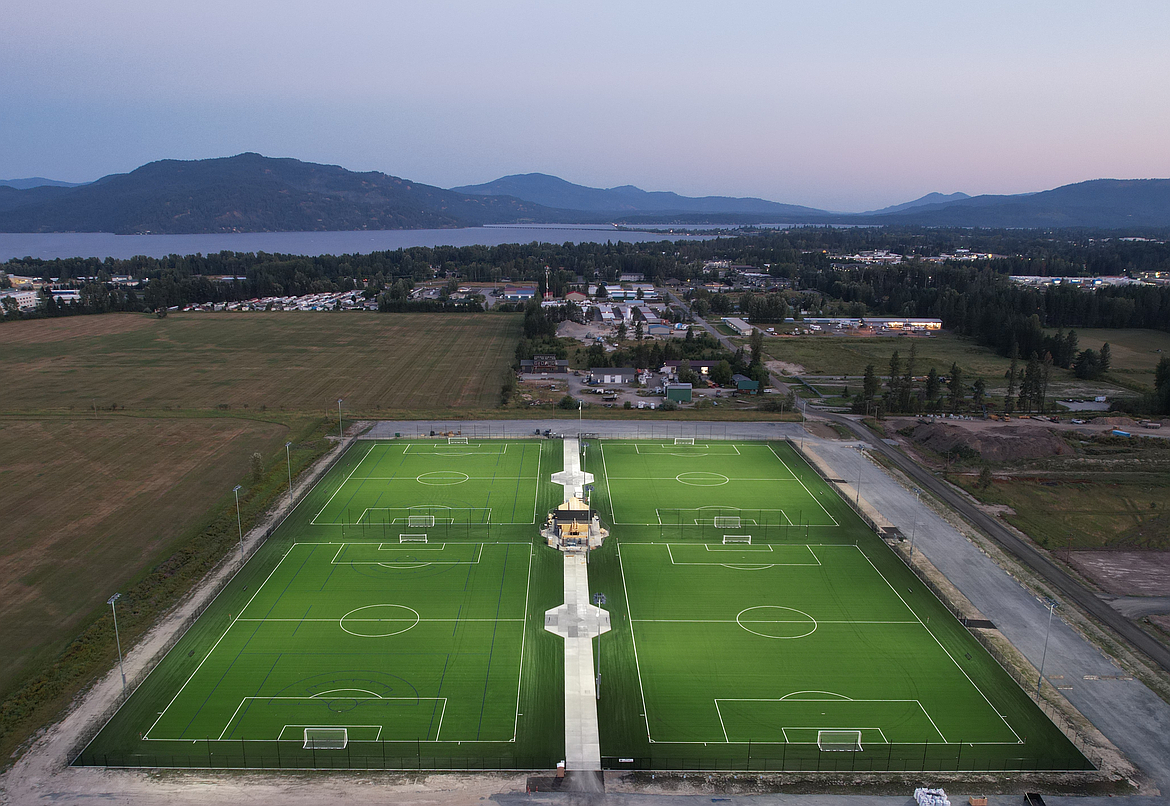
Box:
3, 1, 1169, 211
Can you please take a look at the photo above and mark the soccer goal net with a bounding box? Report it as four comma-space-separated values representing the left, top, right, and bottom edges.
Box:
722, 534, 752, 544
407, 515, 436, 528
674, 437, 695, 445
399, 534, 428, 543
817, 729, 862, 752
714, 515, 742, 529
304, 727, 348, 749
448, 436, 469, 444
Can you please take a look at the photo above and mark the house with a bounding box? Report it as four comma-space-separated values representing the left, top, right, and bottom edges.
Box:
590, 367, 637, 385
662, 359, 716, 377
520, 355, 570, 373
732, 374, 761, 394
665, 383, 693, 403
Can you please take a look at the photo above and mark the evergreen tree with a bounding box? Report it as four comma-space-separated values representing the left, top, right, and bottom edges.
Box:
947, 363, 964, 412
1100, 342, 1111, 373
925, 367, 941, 402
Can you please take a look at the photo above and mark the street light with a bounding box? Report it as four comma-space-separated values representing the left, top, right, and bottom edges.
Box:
233, 485, 244, 559
108, 593, 126, 694
909, 488, 921, 562
1037, 597, 1058, 696
285, 441, 293, 504
337, 398, 344, 439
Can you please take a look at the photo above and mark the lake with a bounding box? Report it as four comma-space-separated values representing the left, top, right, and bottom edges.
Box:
0, 224, 717, 261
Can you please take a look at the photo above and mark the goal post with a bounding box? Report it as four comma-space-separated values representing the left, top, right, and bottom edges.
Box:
407, 515, 436, 528
817, 729, 863, 752
674, 437, 695, 445
447, 436, 469, 444
722, 534, 752, 544
304, 727, 348, 749
398, 534, 428, 543
713, 515, 742, 529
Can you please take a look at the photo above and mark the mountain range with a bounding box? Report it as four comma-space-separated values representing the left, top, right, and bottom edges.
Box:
2, 154, 1169, 233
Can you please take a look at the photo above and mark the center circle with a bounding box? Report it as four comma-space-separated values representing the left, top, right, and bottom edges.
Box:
676, 471, 730, 487
340, 604, 420, 637
737, 605, 818, 639
417, 471, 469, 486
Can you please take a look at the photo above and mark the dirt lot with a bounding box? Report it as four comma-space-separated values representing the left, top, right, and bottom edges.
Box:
1070, 552, 1170, 597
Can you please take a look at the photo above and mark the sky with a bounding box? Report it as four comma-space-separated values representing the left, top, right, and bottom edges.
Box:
2, 1, 1169, 212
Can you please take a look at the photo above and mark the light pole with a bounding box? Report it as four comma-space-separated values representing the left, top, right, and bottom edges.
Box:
233, 485, 244, 559
855, 466, 862, 506
285, 441, 293, 504
337, 398, 344, 439
1037, 597, 1058, 696
108, 593, 126, 694
579, 398, 583, 424
909, 488, 921, 562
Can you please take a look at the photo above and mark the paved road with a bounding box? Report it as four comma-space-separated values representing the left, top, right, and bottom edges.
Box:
817, 411, 1170, 675
809, 439, 1170, 791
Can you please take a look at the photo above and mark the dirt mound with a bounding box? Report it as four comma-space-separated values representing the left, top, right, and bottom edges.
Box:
910, 423, 1070, 462
1096, 416, 1138, 426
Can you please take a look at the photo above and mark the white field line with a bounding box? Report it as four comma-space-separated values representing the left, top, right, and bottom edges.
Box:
616, 541, 653, 743
531, 440, 542, 525
145, 541, 299, 740
600, 442, 618, 523
310, 442, 377, 525
235, 618, 524, 622
512, 543, 534, 741
856, 546, 1023, 744
714, 699, 730, 742
767, 443, 839, 527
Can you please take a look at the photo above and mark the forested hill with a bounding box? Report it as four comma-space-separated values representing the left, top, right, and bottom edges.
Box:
2, 153, 1169, 232
0, 154, 570, 234
452, 172, 826, 217
866, 179, 1170, 228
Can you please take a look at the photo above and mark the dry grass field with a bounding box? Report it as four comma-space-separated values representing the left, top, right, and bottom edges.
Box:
761, 331, 1016, 379
0, 417, 288, 698
0, 311, 524, 758
1057, 328, 1170, 389
0, 312, 522, 414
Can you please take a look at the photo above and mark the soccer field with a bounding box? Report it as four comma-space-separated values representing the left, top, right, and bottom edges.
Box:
146, 541, 531, 746
78, 437, 1086, 773
587, 440, 1087, 772
78, 439, 564, 770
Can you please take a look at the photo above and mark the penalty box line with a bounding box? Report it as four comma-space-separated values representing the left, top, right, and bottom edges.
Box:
330, 542, 485, 565
713, 698, 945, 745
219, 697, 447, 742
666, 544, 823, 567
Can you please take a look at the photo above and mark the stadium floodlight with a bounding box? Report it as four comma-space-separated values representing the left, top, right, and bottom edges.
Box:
337, 398, 344, 439
1037, 597, 1059, 696
233, 485, 244, 559
285, 442, 293, 504
108, 593, 125, 694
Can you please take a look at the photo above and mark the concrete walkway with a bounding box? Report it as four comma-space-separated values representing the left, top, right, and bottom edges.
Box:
550, 437, 594, 500
545, 554, 611, 776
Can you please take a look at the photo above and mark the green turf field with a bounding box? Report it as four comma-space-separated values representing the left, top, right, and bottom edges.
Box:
586, 439, 1088, 772
78, 437, 1087, 773
77, 439, 565, 770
